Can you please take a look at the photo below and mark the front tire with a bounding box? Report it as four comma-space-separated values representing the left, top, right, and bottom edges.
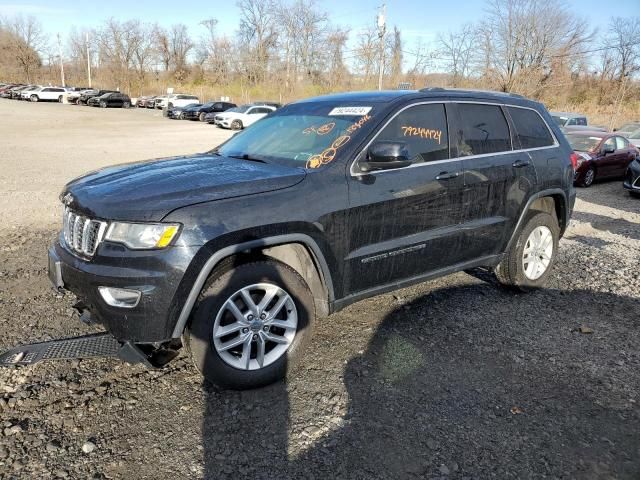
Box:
578, 166, 595, 187
123, 101, 130, 108
186, 259, 314, 389
230, 119, 243, 130
58, 95, 63, 103
30, 95, 38, 102
199, 112, 207, 122
100, 101, 107, 108
495, 211, 559, 292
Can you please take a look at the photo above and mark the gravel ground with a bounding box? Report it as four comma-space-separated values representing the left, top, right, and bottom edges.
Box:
0, 99, 638, 480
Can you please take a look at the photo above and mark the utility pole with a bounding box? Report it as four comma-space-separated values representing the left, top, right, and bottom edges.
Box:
377, 3, 386, 91
57, 33, 66, 87
86, 32, 92, 88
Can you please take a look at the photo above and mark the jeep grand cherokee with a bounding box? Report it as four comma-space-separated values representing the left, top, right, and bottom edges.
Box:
46, 89, 575, 389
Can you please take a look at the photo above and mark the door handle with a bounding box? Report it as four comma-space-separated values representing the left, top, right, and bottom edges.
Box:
512, 159, 531, 168
435, 171, 461, 180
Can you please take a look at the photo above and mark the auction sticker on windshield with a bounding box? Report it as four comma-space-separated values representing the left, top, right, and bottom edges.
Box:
328, 106, 372, 116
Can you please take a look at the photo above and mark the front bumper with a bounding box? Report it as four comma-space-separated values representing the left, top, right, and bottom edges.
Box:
623, 160, 640, 191
50, 236, 200, 343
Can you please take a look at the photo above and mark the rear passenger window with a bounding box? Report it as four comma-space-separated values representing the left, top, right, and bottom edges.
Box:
376, 103, 449, 163
456, 104, 511, 156
507, 107, 554, 149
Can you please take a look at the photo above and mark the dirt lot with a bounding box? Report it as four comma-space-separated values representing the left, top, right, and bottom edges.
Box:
0, 99, 639, 480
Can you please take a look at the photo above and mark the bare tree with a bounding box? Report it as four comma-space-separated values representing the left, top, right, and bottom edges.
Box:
482, 0, 594, 93
388, 27, 403, 86
437, 23, 476, 86
237, 0, 278, 83
324, 27, 349, 88
354, 26, 378, 85
3, 15, 47, 82
605, 17, 640, 81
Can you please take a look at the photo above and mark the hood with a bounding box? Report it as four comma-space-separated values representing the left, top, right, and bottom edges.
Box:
62, 153, 306, 221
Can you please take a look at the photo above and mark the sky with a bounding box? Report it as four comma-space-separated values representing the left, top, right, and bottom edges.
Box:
1, 0, 639, 61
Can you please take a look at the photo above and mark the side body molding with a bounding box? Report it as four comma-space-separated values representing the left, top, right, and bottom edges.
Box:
171, 234, 334, 338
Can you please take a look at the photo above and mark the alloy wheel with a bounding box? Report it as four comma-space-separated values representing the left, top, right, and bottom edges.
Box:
583, 168, 595, 186
522, 226, 553, 280
212, 283, 298, 371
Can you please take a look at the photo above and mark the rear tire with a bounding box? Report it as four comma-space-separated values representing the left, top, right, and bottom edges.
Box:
495, 211, 559, 292
186, 259, 314, 390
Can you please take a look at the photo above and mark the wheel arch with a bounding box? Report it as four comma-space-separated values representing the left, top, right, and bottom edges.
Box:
505, 189, 569, 252
170, 234, 334, 338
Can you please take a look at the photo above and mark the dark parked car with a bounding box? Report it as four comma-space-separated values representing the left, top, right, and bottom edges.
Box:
624, 156, 640, 197
551, 111, 588, 128
78, 89, 118, 105
3, 89, 576, 389
565, 131, 639, 187
8, 85, 31, 99
87, 92, 131, 108
167, 103, 200, 119
182, 101, 237, 121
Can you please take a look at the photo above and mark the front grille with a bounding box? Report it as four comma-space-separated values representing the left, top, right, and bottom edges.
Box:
62, 208, 107, 257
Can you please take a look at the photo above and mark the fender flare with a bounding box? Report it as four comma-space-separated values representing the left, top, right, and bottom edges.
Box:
170, 234, 334, 338
505, 188, 569, 252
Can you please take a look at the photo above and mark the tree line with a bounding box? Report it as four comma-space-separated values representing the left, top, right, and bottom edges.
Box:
0, 0, 638, 109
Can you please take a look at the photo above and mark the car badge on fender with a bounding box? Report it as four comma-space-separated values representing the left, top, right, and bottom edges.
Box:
62, 193, 74, 206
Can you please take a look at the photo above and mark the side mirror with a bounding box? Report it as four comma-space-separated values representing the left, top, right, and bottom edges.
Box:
359, 141, 412, 172
603, 144, 615, 155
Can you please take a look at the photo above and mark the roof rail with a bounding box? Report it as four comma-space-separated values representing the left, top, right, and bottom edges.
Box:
418, 87, 525, 98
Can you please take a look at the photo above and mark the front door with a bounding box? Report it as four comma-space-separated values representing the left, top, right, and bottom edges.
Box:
346, 102, 467, 294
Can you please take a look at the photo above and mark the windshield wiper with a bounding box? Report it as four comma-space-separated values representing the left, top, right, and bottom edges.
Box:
227, 153, 268, 163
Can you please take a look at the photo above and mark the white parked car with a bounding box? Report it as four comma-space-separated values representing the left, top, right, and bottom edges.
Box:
25, 86, 67, 102
159, 94, 200, 109
213, 104, 276, 130
20, 85, 42, 100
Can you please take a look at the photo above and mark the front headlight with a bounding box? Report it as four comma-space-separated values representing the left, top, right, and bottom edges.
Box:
105, 222, 180, 249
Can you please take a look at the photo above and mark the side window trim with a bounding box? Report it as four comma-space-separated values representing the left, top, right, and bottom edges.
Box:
350, 100, 559, 177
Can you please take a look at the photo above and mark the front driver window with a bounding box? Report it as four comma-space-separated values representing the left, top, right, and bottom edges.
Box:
375, 103, 449, 164
603, 137, 616, 152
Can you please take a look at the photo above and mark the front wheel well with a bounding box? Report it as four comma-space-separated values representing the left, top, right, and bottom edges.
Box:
196, 243, 330, 319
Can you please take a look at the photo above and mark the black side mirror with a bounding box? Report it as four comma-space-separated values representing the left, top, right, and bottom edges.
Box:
359, 141, 412, 172
603, 144, 615, 155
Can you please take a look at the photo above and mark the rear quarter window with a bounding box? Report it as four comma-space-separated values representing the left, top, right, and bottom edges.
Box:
507, 107, 555, 149
456, 103, 511, 156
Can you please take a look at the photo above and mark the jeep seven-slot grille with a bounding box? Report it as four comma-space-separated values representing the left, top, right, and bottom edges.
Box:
63, 208, 107, 257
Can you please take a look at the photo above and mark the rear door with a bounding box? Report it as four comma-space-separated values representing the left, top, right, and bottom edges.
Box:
346, 101, 467, 293
453, 102, 538, 260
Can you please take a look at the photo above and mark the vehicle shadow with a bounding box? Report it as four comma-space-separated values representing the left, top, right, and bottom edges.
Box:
196, 253, 304, 479
572, 210, 640, 241
201, 279, 640, 479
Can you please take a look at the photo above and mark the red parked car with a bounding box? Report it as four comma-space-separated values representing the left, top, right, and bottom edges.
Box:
565, 131, 639, 187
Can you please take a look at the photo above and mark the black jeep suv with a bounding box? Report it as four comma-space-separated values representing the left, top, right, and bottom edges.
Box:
48, 89, 575, 389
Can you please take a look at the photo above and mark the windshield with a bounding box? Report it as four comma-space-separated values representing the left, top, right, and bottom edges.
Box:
215, 102, 378, 168
565, 134, 603, 152
226, 106, 250, 114
552, 115, 568, 126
